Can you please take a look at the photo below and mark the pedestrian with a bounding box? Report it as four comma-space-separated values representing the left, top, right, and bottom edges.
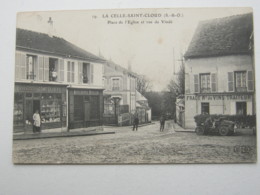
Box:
160, 115, 165, 132
133, 115, 139, 131
33, 110, 41, 133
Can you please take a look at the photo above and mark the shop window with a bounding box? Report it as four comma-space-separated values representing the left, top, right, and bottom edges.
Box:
13, 93, 24, 126
235, 71, 247, 92
112, 78, 120, 91
201, 102, 210, 114
74, 96, 84, 121
26, 55, 36, 80
49, 58, 58, 81
236, 102, 247, 115
40, 94, 61, 123
200, 73, 211, 93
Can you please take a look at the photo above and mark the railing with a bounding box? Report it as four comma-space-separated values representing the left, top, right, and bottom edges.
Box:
236, 87, 247, 92
26, 74, 36, 80
200, 88, 211, 93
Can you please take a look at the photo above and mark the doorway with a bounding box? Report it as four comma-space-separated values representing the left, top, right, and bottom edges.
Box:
236, 102, 247, 115
33, 100, 40, 113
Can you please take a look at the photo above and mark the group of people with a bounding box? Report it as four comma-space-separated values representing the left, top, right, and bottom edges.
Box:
132, 114, 166, 132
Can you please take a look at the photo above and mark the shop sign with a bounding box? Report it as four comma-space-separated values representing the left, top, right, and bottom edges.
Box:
15, 84, 65, 93
73, 90, 99, 95
186, 94, 252, 101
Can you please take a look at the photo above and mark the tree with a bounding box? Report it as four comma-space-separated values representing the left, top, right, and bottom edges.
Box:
136, 75, 152, 95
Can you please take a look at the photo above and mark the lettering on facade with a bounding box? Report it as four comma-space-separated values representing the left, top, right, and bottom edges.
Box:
15, 85, 65, 93
186, 94, 252, 101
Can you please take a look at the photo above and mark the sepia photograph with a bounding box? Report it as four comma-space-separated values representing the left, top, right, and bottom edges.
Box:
12, 7, 257, 164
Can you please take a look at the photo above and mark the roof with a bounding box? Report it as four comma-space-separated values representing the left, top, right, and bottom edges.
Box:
16, 28, 105, 63
185, 13, 253, 59
105, 60, 138, 77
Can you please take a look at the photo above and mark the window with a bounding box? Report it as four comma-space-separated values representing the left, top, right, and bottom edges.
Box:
26, 55, 36, 80
236, 102, 247, 115
112, 78, 120, 91
67, 61, 75, 83
201, 103, 209, 114
13, 93, 24, 126
235, 71, 247, 92
49, 58, 58, 81
200, 73, 210, 93
83, 63, 90, 83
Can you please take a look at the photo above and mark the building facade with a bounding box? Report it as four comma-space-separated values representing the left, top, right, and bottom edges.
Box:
14, 28, 105, 132
103, 60, 138, 125
184, 13, 255, 128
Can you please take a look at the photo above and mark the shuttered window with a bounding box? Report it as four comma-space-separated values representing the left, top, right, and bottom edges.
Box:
59, 59, 64, 82
211, 73, 217, 92
247, 71, 254, 91
90, 64, 94, 83
78, 62, 83, 84
194, 75, 199, 93
228, 72, 234, 92
15, 52, 26, 80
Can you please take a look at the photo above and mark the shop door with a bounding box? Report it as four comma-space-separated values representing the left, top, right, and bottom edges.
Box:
25, 100, 33, 124
236, 102, 247, 115
33, 100, 40, 113
84, 101, 90, 121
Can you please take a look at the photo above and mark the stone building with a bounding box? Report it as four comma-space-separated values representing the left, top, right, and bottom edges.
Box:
184, 13, 255, 128
14, 28, 105, 132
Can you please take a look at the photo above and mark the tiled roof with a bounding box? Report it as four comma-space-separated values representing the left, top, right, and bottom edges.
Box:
16, 28, 105, 63
185, 13, 253, 59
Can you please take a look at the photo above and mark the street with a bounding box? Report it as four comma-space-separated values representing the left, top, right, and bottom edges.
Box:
13, 121, 257, 164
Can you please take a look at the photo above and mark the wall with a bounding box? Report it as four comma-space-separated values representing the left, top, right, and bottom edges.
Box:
184, 54, 254, 128
15, 50, 104, 88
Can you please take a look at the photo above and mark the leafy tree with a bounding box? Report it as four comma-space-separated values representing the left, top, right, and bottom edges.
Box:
136, 75, 153, 95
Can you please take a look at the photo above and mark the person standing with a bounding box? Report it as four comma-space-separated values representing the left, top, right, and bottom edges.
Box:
133, 115, 139, 131
33, 110, 41, 133
160, 115, 165, 132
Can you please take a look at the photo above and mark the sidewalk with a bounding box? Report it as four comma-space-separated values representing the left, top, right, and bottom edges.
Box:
173, 122, 195, 132
13, 127, 115, 140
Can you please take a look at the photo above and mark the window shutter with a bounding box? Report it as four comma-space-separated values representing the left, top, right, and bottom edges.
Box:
34, 57, 38, 81
194, 75, 199, 93
228, 72, 234, 92
58, 59, 64, 82
15, 52, 21, 80
43, 56, 49, 81
90, 64, 94, 83
78, 62, 83, 84
211, 73, 217, 92
247, 71, 254, 91
38, 56, 44, 81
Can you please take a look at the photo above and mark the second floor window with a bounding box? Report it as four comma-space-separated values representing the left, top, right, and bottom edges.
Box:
49, 58, 58, 81
200, 73, 210, 93
26, 55, 36, 80
235, 71, 246, 92
112, 78, 120, 91
67, 61, 75, 83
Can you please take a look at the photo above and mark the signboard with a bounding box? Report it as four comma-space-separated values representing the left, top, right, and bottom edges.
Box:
15, 84, 66, 93
186, 94, 252, 101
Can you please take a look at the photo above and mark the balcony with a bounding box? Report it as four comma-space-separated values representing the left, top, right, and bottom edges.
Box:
26, 73, 36, 80
236, 87, 247, 92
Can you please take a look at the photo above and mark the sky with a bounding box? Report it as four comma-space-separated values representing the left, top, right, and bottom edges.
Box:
16, 8, 252, 91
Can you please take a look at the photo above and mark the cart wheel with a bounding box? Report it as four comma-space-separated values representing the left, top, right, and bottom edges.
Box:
195, 126, 205, 135
219, 126, 229, 136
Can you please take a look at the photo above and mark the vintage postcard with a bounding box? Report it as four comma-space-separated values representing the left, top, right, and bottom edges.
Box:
13, 8, 257, 164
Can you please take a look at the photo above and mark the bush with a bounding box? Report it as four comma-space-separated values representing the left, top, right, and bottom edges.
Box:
194, 114, 256, 128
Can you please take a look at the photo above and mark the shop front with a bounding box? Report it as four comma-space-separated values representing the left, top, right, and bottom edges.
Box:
185, 93, 255, 128
14, 83, 67, 132
68, 88, 103, 129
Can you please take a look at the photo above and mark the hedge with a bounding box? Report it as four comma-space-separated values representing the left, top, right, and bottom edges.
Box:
194, 114, 256, 128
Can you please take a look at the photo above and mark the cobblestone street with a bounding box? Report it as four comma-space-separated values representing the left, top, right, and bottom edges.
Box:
13, 121, 257, 164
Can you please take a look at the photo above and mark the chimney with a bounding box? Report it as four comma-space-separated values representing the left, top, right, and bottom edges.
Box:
47, 17, 54, 37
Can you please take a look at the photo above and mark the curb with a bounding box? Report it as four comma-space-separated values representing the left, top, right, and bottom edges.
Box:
13, 131, 115, 140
